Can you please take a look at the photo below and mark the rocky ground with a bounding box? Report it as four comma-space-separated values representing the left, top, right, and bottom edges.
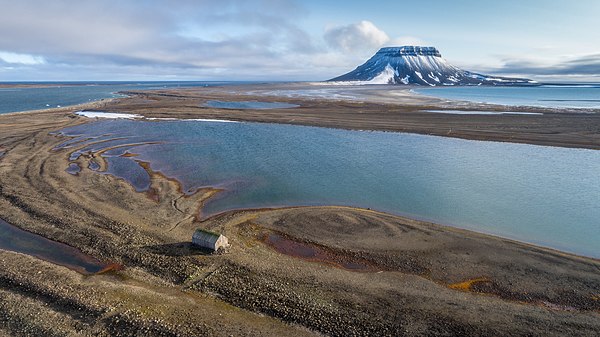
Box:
0, 88, 598, 336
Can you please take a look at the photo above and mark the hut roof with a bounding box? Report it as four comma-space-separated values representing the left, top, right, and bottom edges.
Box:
193, 229, 222, 246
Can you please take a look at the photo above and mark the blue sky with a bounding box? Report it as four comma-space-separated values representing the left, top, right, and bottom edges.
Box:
0, 0, 598, 81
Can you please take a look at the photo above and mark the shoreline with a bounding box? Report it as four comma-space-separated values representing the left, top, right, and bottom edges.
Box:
0, 86, 599, 336
201, 205, 600, 261
101, 83, 600, 150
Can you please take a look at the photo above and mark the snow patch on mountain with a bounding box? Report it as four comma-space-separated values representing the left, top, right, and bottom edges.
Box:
367, 64, 397, 84
325, 64, 398, 85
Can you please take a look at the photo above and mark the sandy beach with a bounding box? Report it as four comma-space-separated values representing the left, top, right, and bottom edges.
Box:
0, 85, 599, 336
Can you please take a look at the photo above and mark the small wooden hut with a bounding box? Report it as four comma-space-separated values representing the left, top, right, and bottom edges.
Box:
192, 229, 229, 251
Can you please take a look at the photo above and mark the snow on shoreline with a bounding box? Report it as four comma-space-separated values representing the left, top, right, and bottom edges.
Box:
75, 111, 142, 119
75, 111, 238, 123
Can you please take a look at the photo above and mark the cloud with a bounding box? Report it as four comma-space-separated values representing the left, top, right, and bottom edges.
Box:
491, 54, 600, 77
324, 21, 390, 53
0, 51, 45, 65
323, 21, 425, 58
0, 0, 325, 80
387, 36, 424, 47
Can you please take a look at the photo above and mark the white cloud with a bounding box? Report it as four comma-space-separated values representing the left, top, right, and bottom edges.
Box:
386, 36, 424, 47
324, 21, 426, 56
324, 21, 390, 53
0, 51, 46, 65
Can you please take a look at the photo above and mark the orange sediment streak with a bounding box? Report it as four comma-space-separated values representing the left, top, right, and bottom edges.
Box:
95, 263, 124, 275
448, 277, 491, 291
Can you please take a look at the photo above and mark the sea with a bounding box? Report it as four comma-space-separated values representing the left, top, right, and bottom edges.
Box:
415, 83, 600, 109
0, 81, 250, 115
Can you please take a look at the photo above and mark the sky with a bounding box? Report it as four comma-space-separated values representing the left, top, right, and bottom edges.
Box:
0, 0, 598, 82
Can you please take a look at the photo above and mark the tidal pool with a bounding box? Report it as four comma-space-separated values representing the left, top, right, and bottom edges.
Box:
56, 119, 600, 258
66, 163, 81, 175
0, 218, 112, 274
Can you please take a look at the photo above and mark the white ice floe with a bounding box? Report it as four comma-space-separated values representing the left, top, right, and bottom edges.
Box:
76, 111, 142, 119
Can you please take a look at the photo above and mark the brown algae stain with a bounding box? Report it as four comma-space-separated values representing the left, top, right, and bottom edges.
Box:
262, 232, 380, 272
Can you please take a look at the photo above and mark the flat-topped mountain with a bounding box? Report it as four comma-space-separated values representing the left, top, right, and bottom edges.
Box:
330, 46, 537, 86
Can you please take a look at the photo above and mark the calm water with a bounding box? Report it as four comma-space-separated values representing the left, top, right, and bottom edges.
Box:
415, 84, 600, 109
0, 81, 245, 114
0, 218, 109, 274
57, 119, 600, 258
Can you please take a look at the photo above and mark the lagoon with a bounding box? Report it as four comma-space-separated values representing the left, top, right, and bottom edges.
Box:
57, 119, 600, 258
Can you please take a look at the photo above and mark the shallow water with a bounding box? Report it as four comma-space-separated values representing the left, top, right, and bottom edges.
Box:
57, 119, 600, 258
0, 218, 109, 274
66, 163, 81, 175
416, 85, 600, 109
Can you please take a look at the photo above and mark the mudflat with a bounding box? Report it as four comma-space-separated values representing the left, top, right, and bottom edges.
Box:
0, 86, 598, 336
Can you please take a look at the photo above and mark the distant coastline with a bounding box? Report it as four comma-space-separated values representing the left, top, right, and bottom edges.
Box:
415, 83, 600, 109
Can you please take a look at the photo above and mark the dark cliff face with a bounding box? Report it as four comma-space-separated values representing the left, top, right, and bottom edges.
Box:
329, 46, 536, 86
